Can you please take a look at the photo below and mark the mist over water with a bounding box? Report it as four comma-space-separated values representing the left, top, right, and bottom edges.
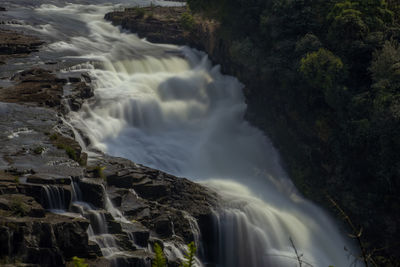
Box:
7, 1, 361, 266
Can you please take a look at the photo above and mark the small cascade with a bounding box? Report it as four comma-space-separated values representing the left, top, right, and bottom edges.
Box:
42, 185, 66, 210
71, 180, 82, 202
86, 209, 120, 259
163, 241, 203, 267
70, 182, 122, 262
103, 185, 130, 224
183, 212, 203, 256
213, 209, 271, 267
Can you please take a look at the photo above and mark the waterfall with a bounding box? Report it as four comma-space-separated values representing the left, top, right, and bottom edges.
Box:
70, 183, 123, 264
19, 2, 362, 266
42, 185, 67, 210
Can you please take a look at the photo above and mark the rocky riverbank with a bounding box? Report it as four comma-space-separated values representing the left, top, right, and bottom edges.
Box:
0, 21, 220, 267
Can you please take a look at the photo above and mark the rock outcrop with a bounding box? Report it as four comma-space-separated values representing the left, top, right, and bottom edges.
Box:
0, 29, 44, 65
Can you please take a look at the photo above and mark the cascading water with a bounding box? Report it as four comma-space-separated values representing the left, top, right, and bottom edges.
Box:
71, 182, 127, 264
10, 1, 363, 266
42, 185, 67, 210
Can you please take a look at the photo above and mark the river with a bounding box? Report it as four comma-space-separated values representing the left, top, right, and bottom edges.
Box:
2, 1, 360, 266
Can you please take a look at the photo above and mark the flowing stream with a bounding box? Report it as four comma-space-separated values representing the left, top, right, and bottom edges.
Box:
4, 1, 361, 266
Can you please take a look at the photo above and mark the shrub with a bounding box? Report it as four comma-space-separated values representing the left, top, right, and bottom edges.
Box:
93, 166, 106, 180
180, 11, 195, 31
72, 256, 88, 267
56, 143, 78, 161
10, 197, 28, 217
135, 8, 146, 19
299, 48, 344, 90
33, 146, 45, 155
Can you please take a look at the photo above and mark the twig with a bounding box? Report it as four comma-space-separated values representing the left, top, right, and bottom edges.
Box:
327, 195, 369, 267
290, 237, 303, 267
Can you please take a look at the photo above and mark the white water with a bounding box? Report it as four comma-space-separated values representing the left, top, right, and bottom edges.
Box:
42, 185, 67, 210
71, 182, 129, 263
21, 2, 361, 267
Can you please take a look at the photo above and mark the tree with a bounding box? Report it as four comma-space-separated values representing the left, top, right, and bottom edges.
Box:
300, 48, 344, 90
370, 39, 400, 92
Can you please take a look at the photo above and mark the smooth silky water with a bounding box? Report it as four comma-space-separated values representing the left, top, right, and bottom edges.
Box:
6, 1, 362, 266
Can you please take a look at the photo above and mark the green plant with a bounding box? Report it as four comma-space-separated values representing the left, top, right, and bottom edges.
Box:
72, 256, 88, 267
14, 177, 19, 184
180, 242, 196, 267
299, 48, 344, 90
152, 243, 166, 267
56, 143, 78, 161
49, 133, 58, 141
10, 197, 28, 217
135, 8, 146, 18
33, 146, 45, 155
93, 166, 106, 180
180, 11, 195, 31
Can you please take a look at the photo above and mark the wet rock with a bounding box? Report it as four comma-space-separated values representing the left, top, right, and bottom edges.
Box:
78, 179, 105, 208
96, 155, 220, 246
26, 175, 71, 185
132, 180, 170, 200
52, 218, 97, 259
64, 82, 94, 112
0, 211, 95, 266
119, 190, 148, 216
108, 249, 152, 267
0, 29, 43, 59
0, 68, 64, 108
81, 73, 91, 83
154, 215, 173, 238
120, 221, 150, 248
68, 77, 81, 83
107, 171, 146, 188
114, 233, 135, 251
108, 219, 123, 234
0, 194, 45, 218
105, 7, 187, 46
76, 82, 94, 98
69, 98, 83, 111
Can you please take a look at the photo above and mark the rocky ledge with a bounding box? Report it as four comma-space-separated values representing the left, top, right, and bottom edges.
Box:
104, 6, 225, 66
0, 29, 44, 65
0, 23, 220, 267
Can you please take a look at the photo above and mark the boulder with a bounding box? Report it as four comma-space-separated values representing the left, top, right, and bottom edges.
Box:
0, 194, 45, 218
78, 179, 105, 208
107, 171, 146, 188
0, 213, 95, 265
120, 221, 150, 248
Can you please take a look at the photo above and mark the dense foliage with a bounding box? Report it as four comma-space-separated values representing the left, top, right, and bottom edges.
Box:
188, 0, 400, 265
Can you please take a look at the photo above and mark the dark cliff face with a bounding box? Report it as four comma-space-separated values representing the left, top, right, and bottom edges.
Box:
104, 6, 400, 265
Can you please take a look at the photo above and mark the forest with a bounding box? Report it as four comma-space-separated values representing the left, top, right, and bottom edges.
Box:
187, 0, 400, 265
